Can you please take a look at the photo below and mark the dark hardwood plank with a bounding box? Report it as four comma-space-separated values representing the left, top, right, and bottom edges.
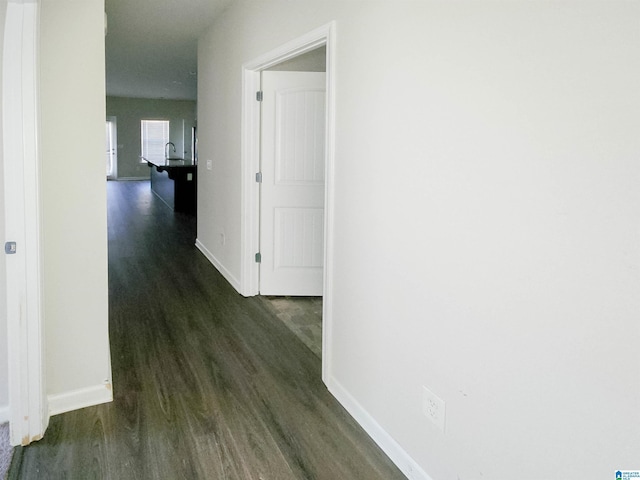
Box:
8, 180, 406, 480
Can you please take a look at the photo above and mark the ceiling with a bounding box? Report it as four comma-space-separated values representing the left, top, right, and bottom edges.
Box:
105, 0, 232, 101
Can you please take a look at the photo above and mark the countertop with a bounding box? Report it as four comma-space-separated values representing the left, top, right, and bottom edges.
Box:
144, 158, 197, 169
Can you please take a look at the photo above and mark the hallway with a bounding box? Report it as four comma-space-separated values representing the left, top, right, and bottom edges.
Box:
7, 180, 404, 479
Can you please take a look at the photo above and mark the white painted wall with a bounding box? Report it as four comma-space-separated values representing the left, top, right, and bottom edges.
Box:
106, 96, 197, 179
39, 0, 112, 412
0, 0, 7, 422
197, 1, 640, 479
267, 46, 326, 72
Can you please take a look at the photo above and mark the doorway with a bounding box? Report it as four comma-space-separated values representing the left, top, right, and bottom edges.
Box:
259, 51, 326, 356
240, 22, 335, 379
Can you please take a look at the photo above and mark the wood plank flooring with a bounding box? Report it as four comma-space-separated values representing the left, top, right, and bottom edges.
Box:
8, 180, 405, 480
260, 297, 322, 358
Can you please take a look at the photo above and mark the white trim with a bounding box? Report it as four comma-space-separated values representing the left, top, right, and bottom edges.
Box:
113, 176, 149, 182
48, 383, 113, 417
243, 23, 331, 72
319, 22, 337, 386
0, 406, 8, 424
3, 0, 48, 446
327, 378, 434, 480
195, 238, 242, 292
239, 66, 261, 297
150, 188, 173, 211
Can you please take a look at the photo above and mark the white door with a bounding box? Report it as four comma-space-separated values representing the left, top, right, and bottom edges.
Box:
259, 71, 326, 296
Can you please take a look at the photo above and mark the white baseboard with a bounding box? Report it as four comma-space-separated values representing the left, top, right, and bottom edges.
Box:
0, 405, 8, 423
326, 377, 434, 480
195, 239, 242, 292
48, 383, 113, 416
114, 176, 148, 181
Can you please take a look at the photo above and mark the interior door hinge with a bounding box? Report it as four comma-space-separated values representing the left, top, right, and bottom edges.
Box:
4, 241, 16, 254
256, 91, 263, 102
255, 252, 262, 263
255, 172, 262, 183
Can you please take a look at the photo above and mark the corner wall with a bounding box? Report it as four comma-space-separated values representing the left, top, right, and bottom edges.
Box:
39, 0, 112, 414
197, 1, 640, 479
106, 96, 197, 179
0, 0, 8, 423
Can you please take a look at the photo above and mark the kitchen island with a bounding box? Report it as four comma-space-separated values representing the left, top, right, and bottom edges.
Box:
145, 158, 197, 214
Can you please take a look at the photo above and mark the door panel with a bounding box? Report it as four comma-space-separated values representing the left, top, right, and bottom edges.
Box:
260, 71, 326, 296
274, 207, 324, 269
275, 88, 325, 184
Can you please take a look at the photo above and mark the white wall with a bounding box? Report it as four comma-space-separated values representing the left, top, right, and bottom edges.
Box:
39, 0, 112, 412
267, 46, 326, 72
197, 1, 640, 479
0, 0, 8, 423
106, 96, 197, 179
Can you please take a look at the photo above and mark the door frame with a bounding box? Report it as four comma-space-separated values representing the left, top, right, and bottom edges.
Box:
3, 0, 48, 445
240, 22, 336, 382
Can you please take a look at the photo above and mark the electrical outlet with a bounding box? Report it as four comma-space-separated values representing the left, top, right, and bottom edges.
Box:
206, 159, 212, 170
422, 386, 446, 432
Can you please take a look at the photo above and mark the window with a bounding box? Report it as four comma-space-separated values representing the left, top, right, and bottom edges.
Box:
106, 117, 117, 178
140, 120, 169, 163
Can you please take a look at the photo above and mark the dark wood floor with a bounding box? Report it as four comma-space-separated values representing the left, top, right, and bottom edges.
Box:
8, 180, 405, 480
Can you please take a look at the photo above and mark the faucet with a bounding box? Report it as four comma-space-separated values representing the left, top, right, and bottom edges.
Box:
165, 142, 176, 159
